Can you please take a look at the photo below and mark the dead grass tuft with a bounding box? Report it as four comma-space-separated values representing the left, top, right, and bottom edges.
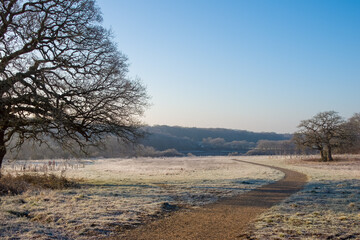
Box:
0, 173, 78, 196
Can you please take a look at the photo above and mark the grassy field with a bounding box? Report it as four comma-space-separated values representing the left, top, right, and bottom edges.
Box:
0, 156, 282, 239
1, 155, 359, 239
245, 155, 360, 239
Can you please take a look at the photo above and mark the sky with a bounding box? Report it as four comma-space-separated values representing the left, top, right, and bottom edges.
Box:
96, 0, 360, 133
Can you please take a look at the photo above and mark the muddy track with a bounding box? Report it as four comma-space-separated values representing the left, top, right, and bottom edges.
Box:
117, 159, 308, 240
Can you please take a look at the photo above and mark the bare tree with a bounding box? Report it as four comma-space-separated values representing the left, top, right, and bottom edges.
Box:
0, 0, 148, 172
293, 111, 347, 161
340, 113, 360, 153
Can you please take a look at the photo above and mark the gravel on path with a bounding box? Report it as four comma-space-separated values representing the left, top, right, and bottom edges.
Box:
116, 159, 308, 240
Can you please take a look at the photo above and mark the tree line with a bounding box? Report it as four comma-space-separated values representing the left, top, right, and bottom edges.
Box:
293, 111, 360, 161
247, 111, 360, 159
4, 112, 360, 162
4, 126, 288, 160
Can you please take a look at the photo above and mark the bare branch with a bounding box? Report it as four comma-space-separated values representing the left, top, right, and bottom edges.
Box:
0, 0, 148, 169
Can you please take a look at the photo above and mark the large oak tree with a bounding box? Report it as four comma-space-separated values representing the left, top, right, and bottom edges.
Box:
293, 111, 348, 161
0, 0, 148, 171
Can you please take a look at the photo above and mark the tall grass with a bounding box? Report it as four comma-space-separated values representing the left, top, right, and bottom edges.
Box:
0, 173, 77, 196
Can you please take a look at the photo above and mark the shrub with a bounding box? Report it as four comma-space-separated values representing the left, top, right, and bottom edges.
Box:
0, 173, 77, 196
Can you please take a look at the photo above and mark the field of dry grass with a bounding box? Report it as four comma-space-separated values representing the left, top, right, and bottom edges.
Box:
245, 155, 360, 239
0, 156, 282, 239
1, 155, 359, 239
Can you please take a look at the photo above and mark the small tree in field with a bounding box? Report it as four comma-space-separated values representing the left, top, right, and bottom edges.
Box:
293, 111, 348, 161
0, 0, 148, 174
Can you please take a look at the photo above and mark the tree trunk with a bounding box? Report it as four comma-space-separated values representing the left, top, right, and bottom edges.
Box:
327, 147, 333, 161
0, 131, 6, 178
320, 149, 327, 161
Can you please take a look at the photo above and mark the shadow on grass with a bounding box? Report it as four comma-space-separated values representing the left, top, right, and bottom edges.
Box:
282, 179, 360, 213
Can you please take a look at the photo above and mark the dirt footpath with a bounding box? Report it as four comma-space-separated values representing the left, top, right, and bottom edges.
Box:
117, 159, 308, 240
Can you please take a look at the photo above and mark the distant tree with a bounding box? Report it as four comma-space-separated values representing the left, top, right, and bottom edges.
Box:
246, 140, 297, 155
293, 111, 348, 161
339, 113, 360, 153
202, 137, 226, 148
0, 0, 148, 173
348, 113, 360, 149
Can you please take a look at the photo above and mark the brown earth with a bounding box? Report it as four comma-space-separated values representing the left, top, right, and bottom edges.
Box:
115, 159, 308, 240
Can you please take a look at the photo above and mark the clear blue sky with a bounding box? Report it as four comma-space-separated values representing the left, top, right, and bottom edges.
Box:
97, 0, 360, 133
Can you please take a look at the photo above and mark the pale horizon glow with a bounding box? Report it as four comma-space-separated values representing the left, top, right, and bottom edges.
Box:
97, 0, 360, 133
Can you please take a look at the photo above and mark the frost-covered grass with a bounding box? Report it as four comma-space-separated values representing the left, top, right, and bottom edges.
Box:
245, 155, 360, 239
4, 155, 356, 239
0, 156, 282, 239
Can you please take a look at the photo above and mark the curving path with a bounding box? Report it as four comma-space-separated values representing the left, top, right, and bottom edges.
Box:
117, 159, 308, 240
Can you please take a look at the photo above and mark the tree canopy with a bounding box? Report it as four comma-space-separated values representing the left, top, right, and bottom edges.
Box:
293, 111, 349, 161
0, 0, 148, 170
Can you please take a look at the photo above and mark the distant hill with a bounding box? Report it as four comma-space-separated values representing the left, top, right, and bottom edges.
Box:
5, 125, 293, 160
141, 125, 292, 155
